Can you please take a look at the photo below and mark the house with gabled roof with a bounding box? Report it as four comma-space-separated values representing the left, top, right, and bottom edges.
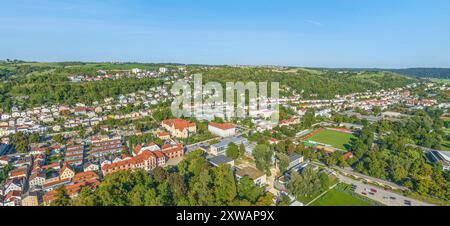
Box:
161, 118, 196, 138
59, 164, 75, 181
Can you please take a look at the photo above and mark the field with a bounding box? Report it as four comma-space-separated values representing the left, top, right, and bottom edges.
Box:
441, 140, 450, 151
441, 126, 450, 151
311, 190, 372, 206
311, 185, 376, 206
431, 78, 450, 85
307, 129, 356, 151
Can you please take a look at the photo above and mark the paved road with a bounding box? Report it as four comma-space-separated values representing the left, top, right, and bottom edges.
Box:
336, 167, 407, 191
337, 174, 434, 206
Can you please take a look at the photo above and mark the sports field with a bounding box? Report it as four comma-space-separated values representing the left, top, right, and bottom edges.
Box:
307, 129, 356, 151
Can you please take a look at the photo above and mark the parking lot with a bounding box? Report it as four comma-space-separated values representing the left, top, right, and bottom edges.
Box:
338, 175, 434, 206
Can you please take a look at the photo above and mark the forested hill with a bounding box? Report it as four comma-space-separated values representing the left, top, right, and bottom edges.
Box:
316, 67, 450, 79
388, 68, 450, 79
0, 62, 417, 112
196, 67, 417, 99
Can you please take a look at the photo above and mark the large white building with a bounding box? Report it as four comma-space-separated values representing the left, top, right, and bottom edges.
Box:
208, 122, 236, 138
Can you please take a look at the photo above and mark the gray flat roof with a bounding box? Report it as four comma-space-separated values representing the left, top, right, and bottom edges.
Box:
208, 155, 233, 166
211, 136, 245, 149
288, 153, 303, 163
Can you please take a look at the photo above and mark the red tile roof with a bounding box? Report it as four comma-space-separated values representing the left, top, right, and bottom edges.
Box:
342, 152, 354, 160
158, 132, 170, 137
162, 118, 196, 132
43, 178, 71, 188
209, 122, 235, 130
133, 144, 143, 156
60, 164, 74, 175
5, 190, 22, 201
73, 171, 99, 183
42, 162, 61, 169
102, 151, 159, 173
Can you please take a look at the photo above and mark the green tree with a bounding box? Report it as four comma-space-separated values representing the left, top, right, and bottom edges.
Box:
212, 164, 237, 205
226, 143, 240, 160
277, 153, 290, 173
51, 186, 71, 206
53, 134, 64, 144
252, 144, 273, 175
239, 143, 246, 158
29, 132, 40, 143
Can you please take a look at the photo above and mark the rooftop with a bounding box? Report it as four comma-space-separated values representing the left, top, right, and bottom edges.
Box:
208, 155, 233, 166
288, 153, 303, 163
211, 136, 246, 149
236, 166, 265, 180
209, 122, 235, 130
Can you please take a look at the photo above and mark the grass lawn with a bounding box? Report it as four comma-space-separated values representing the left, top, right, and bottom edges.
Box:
307, 129, 356, 151
441, 140, 450, 151
311, 184, 377, 206
311, 189, 374, 206
431, 78, 450, 85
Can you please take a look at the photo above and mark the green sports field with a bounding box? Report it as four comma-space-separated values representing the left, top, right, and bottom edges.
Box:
307, 129, 356, 151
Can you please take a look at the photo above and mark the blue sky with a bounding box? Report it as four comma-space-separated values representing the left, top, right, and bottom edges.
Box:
1, 0, 450, 68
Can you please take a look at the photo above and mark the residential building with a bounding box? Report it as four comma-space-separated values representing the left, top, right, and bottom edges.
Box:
161, 144, 184, 160
64, 143, 85, 167
29, 173, 46, 187
161, 118, 196, 138
59, 165, 75, 180
73, 171, 99, 184
21, 191, 42, 206
236, 167, 267, 187
102, 151, 164, 176
89, 135, 123, 157
210, 136, 247, 156
157, 132, 171, 140
3, 190, 22, 206
3, 179, 23, 195
208, 155, 235, 168
83, 162, 100, 172
287, 153, 304, 170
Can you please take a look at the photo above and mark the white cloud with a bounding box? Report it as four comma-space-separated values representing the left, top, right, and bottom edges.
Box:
304, 20, 324, 27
